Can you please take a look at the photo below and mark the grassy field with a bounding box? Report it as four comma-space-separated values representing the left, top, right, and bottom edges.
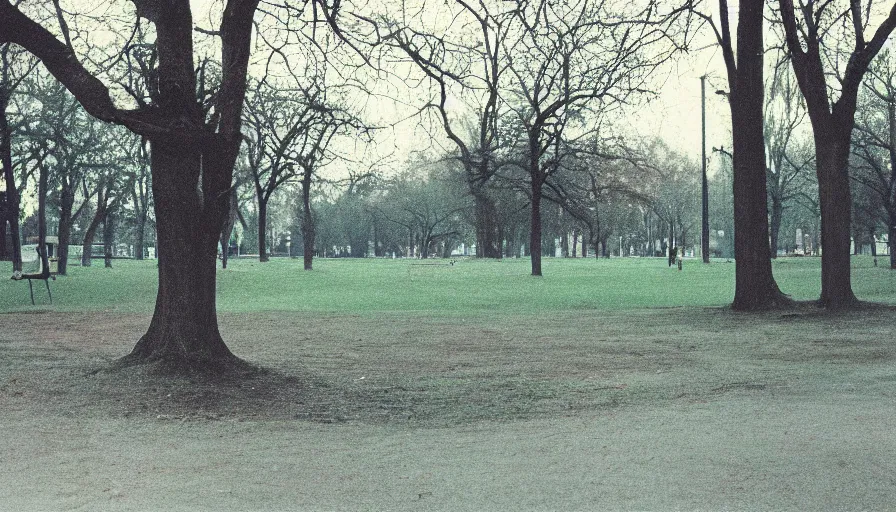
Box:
3, 255, 896, 510
2, 254, 894, 313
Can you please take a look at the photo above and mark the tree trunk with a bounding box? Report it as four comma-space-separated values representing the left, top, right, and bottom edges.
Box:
668, 222, 675, 266
123, 139, 237, 369
56, 196, 74, 276
728, 0, 789, 310
890, 222, 896, 269
769, 196, 782, 258
134, 208, 147, 260
220, 188, 238, 269
103, 211, 114, 268
815, 135, 857, 307
870, 228, 877, 259
420, 235, 431, 259
257, 198, 269, 262
530, 178, 543, 276
571, 230, 578, 258
81, 204, 105, 267
0, 92, 21, 272
301, 177, 314, 270
473, 189, 501, 258
36, 153, 49, 275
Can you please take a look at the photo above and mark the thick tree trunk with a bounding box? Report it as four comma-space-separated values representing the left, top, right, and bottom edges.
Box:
728, 0, 789, 310
257, 198, 269, 262
420, 235, 431, 259
301, 177, 314, 270
530, 179, 543, 276
815, 136, 857, 307
571, 230, 578, 258
472, 189, 501, 258
123, 139, 237, 369
769, 197, 782, 258
103, 211, 114, 268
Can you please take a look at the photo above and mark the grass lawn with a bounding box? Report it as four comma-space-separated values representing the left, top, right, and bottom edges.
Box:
2, 254, 894, 314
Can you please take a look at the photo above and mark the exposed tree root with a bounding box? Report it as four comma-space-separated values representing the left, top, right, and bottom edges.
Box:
731, 289, 796, 311
112, 350, 263, 383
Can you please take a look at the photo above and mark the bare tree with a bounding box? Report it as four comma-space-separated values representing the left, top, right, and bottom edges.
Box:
503, 0, 693, 276
777, 0, 896, 307
15, 74, 108, 275
852, 49, 896, 268
384, 0, 511, 258
0, 38, 37, 272
1, 0, 261, 370
765, 66, 813, 258
694, 0, 790, 309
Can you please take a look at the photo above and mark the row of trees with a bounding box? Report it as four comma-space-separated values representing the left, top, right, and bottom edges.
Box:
1, 0, 895, 372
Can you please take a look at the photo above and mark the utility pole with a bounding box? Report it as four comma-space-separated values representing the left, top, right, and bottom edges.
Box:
701, 75, 710, 263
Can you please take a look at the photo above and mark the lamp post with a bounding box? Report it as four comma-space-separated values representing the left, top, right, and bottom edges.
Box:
700, 76, 710, 263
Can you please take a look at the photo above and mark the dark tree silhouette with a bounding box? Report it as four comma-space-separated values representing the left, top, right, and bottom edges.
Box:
695, 0, 790, 309
778, 0, 896, 307
0, 0, 261, 370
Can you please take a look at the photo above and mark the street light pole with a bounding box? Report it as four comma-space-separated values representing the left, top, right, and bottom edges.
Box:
701, 75, 710, 263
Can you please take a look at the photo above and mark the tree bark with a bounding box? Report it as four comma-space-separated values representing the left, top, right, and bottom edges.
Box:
257, 198, 269, 262
815, 133, 857, 306
81, 202, 105, 267
124, 138, 237, 368
135, 218, 146, 260
890, 222, 896, 269
0, 90, 21, 272
769, 196, 782, 258
727, 0, 789, 309
103, 211, 114, 268
530, 178, 543, 276
473, 188, 501, 258
301, 176, 314, 270
220, 187, 238, 269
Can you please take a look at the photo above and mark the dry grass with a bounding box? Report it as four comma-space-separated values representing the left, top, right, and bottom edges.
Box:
3, 305, 895, 428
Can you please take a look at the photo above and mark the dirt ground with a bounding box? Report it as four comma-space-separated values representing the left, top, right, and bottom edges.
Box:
2, 306, 896, 511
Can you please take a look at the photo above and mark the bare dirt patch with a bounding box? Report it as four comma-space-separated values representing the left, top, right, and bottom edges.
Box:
2, 307, 896, 510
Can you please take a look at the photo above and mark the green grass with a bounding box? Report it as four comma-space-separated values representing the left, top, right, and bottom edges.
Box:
2, 255, 894, 314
